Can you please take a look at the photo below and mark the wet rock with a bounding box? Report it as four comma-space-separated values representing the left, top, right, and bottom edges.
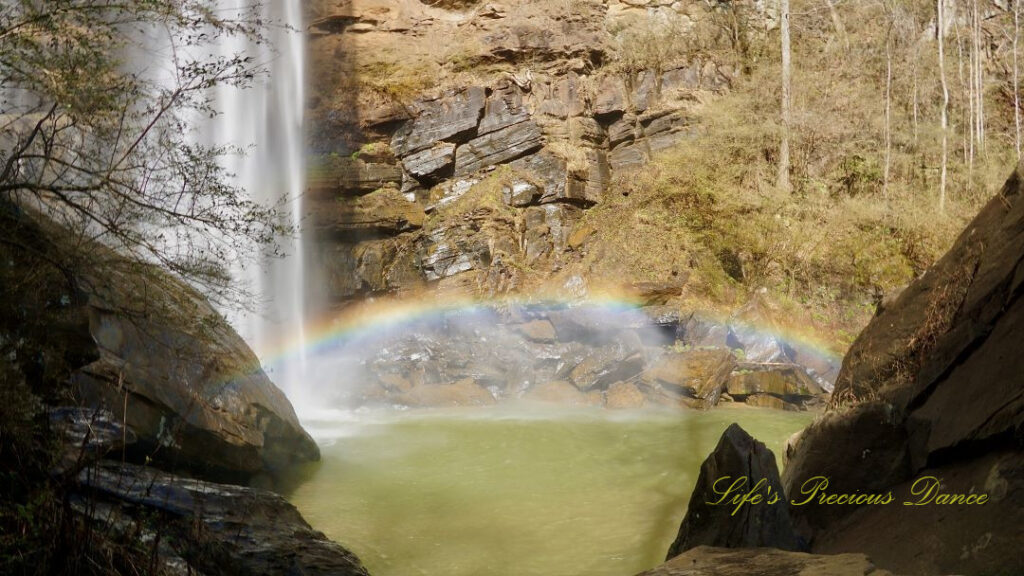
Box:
606, 381, 646, 409
418, 215, 517, 281
568, 347, 645, 391
523, 203, 583, 262
397, 378, 497, 407
727, 323, 793, 364
321, 237, 422, 299
744, 393, 801, 411
402, 143, 457, 184
725, 364, 825, 398
642, 546, 894, 576
77, 461, 370, 576
523, 380, 590, 405
50, 407, 136, 476
679, 313, 730, 348
515, 319, 557, 343
644, 349, 735, 402
454, 119, 544, 176
391, 87, 487, 156
666, 424, 800, 558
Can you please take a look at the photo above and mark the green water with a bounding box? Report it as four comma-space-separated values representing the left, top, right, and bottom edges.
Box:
283, 404, 814, 576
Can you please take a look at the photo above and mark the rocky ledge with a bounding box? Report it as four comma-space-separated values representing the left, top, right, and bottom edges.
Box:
322, 301, 837, 412
76, 461, 369, 576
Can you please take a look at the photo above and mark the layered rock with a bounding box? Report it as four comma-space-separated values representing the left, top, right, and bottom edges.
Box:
304, 0, 741, 308
77, 461, 370, 576
780, 165, 1024, 575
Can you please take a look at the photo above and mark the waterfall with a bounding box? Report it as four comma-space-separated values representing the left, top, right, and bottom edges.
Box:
210, 2, 310, 403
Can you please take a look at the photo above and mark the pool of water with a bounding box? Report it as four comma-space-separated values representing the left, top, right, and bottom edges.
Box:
283, 404, 814, 576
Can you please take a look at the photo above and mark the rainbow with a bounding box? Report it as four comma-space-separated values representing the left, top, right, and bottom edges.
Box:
252, 288, 842, 377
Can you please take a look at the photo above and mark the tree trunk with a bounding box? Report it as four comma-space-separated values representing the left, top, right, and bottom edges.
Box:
938, 0, 949, 212
1016, 0, 1021, 158
778, 0, 792, 193
884, 21, 893, 196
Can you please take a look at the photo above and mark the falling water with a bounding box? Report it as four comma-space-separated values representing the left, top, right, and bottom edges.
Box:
211, 2, 309, 400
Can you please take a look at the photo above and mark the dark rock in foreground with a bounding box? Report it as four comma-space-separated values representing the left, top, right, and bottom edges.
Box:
78, 461, 370, 576
666, 424, 799, 559
782, 164, 1024, 575
6, 207, 320, 480
638, 546, 898, 576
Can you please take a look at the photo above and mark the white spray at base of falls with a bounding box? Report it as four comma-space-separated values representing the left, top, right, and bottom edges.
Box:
209, 1, 311, 403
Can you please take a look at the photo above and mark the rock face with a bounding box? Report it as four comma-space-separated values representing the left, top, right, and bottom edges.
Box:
304, 0, 744, 308
73, 268, 320, 479
4, 207, 318, 480
666, 424, 799, 559
78, 461, 370, 576
781, 165, 1024, 575
637, 546, 897, 576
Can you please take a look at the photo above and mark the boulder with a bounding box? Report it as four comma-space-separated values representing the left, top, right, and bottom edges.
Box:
606, 381, 646, 409
639, 546, 895, 576
665, 424, 800, 558
644, 349, 735, 402
725, 364, 825, 398
502, 180, 542, 207
397, 378, 497, 407
2, 206, 319, 479
743, 393, 800, 411
77, 461, 370, 576
73, 267, 320, 478
568, 345, 645, 391
515, 319, 557, 342
523, 380, 591, 405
